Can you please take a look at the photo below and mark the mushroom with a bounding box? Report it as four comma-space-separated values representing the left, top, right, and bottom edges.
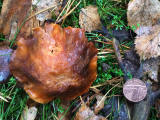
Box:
9, 23, 97, 104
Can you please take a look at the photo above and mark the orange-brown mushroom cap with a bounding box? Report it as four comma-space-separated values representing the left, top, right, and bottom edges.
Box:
9, 23, 97, 104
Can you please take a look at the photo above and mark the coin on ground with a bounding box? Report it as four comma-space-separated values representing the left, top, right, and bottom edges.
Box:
123, 78, 147, 102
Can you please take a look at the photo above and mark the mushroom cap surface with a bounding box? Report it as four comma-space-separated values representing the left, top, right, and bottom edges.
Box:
9, 23, 97, 103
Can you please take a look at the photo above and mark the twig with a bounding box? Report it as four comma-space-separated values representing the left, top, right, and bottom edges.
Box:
112, 38, 129, 81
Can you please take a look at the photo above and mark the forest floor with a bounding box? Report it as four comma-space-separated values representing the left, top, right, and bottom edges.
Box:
0, 0, 159, 120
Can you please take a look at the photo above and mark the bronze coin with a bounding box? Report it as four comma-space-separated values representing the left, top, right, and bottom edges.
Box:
123, 78, 147, 102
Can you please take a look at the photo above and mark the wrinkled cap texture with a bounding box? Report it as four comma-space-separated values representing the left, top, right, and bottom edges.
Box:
9, 23, 97, 104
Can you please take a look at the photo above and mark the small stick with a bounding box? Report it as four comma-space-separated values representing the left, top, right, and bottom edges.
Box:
112, 38, 128, 81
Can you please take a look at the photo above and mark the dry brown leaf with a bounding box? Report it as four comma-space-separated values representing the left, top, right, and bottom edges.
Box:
127, 0, 160, 28
20, 106, 37, 120
94, 95, 105, 114
79, 5, 101, 32
0, 0, 32, 39
32, 0, 62, 22
0, 45, 12, 83
75, 103, 106, 120
135, 25, 160, 60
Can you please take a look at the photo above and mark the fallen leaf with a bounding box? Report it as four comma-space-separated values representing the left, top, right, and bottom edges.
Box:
79, 5, 101, 32
0, 0, 32, 39
0, 45, 12, 83
20, 106, 37, 120
75, 103, 106, 120
32, 0, 62, 22
127, 0, 160, 28
135, 25, 160, 60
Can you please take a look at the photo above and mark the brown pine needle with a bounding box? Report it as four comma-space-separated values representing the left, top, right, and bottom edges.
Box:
66, 0, 76, 14
95, 40, 130, 49
90, 77, 122, 89
56, 0, 72, 22
98, 52, 113, 54
56, 1, 81, 23
27, 5, 57, 21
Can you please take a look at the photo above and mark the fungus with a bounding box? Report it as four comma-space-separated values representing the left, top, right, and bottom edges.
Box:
9, 23, 97, 104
